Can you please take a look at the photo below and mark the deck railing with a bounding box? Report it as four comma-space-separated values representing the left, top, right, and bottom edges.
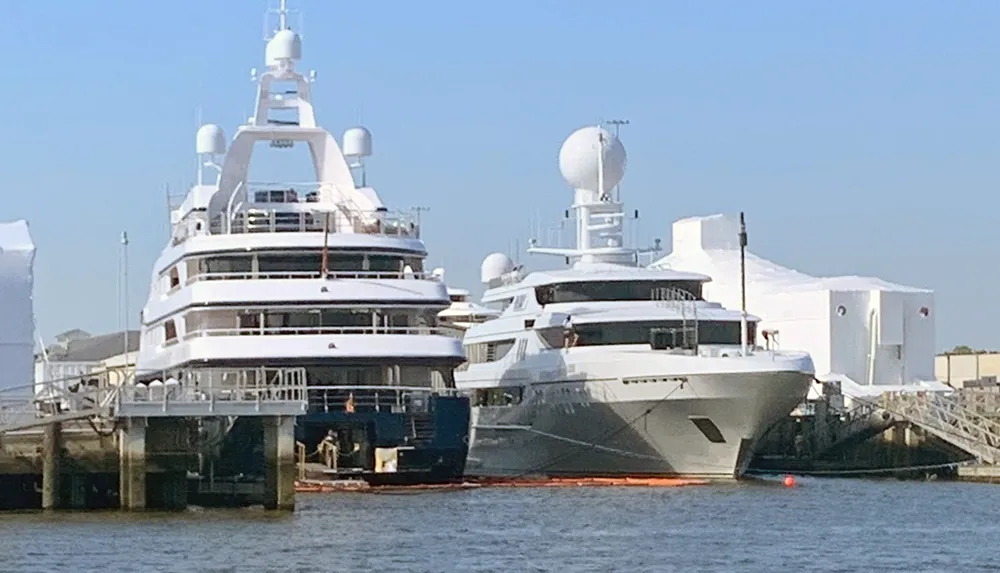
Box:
184, 269, 430, 285
180, 326, 464, 339
122, 366, 308, 405
305, 385, 457, 415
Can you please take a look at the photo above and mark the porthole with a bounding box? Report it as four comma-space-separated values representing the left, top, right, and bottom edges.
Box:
835, 305, 847, 317
918, 306, 930, 318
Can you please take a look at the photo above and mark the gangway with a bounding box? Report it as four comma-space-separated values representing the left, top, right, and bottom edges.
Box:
876, 389, 1000, 465
0, 366, 309, 435
0, 379, 121, 434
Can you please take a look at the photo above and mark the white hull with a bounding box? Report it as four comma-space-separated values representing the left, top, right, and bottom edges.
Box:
466, 368, 812, 479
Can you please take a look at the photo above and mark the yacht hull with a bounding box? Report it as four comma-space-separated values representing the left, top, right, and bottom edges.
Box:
466, 369, 812, 479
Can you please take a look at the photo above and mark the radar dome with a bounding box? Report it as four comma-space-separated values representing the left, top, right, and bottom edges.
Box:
343, 126, 373, 157
558, 125, 627, 193
481, 252, 514, 284
266, 29, 302, 65
196, 124, 226, 155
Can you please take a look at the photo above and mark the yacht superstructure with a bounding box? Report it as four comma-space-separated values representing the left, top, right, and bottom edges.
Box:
454, 125, 816, 479
431, 269, 501, 334
135, 1, 470, 485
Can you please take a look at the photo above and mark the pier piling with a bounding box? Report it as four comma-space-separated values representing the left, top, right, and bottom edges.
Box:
41, 422, 62, 510
263, 415, 296, 511
119, 417, 147, 511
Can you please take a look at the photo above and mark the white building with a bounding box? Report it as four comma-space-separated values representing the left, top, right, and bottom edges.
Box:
0, 220, 36, 398
653, 214, 948, 399
35, 330, 140, 394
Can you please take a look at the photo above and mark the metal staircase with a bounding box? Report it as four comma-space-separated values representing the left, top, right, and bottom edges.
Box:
877, 390, 1000, 465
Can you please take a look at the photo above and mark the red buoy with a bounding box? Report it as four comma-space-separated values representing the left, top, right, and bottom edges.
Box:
783, 475, 796, 488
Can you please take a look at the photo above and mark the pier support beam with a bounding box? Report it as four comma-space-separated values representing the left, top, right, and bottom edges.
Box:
119, 417, 147, 511
263, 415, 296, 511
42, 422, 62, 510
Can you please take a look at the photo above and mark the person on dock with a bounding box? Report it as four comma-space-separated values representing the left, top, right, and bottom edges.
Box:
319, 430, 338, 469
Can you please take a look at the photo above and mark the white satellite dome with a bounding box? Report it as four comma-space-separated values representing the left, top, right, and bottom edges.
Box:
558, 125, 627, 193
481, 252, 514, 284
343, 126, 373, 157
195, 124, 226, 155
266, 29, 302, 65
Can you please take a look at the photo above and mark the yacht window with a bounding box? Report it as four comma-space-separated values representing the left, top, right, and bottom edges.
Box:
512, 295, 526, 311
264, 311, 322, 332
238, 312, 261, 334
573, 320, 756, 347
168, 268, 180, 290
535, 280, 704, 304
536, 326, 564, 349
163, 320, 177, 343
368, 255, 403, 272
474, 387, 524, 407
320, 309, 373, 328
325, 254, 365, 272
205, 256, 252, 274
258, 253, 322, 273
403, 257, 425, 273
467, 338, 517, 364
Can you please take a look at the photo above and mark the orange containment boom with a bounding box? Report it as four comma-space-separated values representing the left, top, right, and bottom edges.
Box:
294, 476, 708, 493
470, 476, 709, 488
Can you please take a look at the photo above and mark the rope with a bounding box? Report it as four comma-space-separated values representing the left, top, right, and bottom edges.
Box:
508, 381, 687, 479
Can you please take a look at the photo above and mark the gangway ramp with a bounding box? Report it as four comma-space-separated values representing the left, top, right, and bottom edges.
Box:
0, 379, 120, 434
876, 389, 1000, 465
0, 366, 309, 436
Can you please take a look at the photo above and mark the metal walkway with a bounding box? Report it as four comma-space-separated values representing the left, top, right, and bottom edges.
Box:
877, 389, 1000, 465
0, 366, 309, 435
0, 380, 120, 433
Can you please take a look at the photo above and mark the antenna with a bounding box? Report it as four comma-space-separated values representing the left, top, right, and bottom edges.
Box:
121, 231, 131, 366
278, 0, 288, 30
603, 119, 629, 202
195, 106, 203, 185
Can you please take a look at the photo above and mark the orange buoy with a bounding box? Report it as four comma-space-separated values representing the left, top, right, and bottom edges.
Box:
783, 475, 796, 488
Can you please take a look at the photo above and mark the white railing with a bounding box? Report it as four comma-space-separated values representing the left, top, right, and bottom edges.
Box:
305, 384, 458, 414
878, 390, 1000, 465
0, 377, 122, 434
123, 366, 307, 406
184, 269, 429, 285
180, 326, 464, 339
208, 207, 421, 238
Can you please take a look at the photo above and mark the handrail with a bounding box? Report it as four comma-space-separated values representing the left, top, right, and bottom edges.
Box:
207, 208, 421, 238
306, 385, 458, 393
122, 366, 309, 405
181, 326, 464, 339
184, 269, 429, 284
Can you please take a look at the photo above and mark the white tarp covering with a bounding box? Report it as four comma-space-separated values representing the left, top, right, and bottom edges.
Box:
0, 220, 36, 398
653, 214, 946, 396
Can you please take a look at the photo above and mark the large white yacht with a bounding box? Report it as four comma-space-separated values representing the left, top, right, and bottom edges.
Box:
454, 125, 816, 479
134, 1, 470, 485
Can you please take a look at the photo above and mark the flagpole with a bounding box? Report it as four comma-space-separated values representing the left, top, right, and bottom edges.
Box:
739, 213, 748, 356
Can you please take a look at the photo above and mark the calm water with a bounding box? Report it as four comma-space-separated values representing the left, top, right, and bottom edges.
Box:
2, 477, 999, 572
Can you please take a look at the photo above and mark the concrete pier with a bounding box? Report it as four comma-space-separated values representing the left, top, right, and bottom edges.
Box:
1, 365, 309, 511
263, 415, 297, 511
41, 422, 62, 510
